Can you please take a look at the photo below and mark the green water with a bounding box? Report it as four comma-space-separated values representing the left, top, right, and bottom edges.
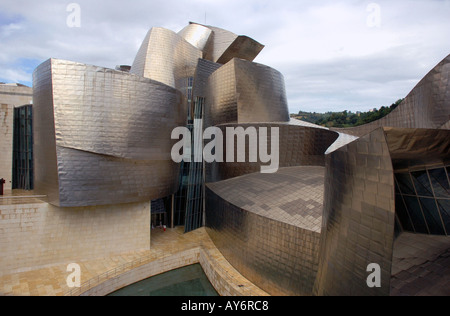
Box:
107, 264, 219, 296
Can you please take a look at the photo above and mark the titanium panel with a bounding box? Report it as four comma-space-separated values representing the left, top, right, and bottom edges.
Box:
201, 25, 239, 63
192, 58, 222, 101
216, 36, 265, 65
205, 58, 290, 127
206, 123, 339, 182
130, 27, 203, 92
33, 59, 184, 207
33, 59, 60, 205
314, 128, 396, 296
178, 23, 213, 54
191, 23, 264, 64
333, 54, 450, 137
207, 166, 324, 232
206, 166, 323, 296
384, 128, 450, 170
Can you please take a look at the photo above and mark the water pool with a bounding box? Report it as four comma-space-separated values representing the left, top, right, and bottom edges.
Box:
107, 264, 219, 296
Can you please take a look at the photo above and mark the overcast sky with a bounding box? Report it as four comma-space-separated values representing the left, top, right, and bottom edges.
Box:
0, 0, 449, 113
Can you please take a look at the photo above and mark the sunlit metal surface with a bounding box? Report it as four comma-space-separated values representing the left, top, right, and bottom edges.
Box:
178, 23, 212, 54
314, 127, 450, 296
33, 59, 185, 207
206, 166, 324, 296
29, 22, 450, 296
205, 58, 290, 127
188, 23, 264, 64
206, 123, 339, 182
130, 27, 202, 92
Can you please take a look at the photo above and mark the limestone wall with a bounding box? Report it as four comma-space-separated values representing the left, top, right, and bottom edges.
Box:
0, 201, 150, 276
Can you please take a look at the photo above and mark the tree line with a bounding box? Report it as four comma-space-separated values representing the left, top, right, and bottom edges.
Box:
291, 99, 404, 128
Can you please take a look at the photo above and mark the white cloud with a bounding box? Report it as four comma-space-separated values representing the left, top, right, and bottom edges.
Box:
0, 0, 449, 112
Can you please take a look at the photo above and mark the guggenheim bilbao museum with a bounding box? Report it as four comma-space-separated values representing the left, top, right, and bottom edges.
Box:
0, 22, 449, 296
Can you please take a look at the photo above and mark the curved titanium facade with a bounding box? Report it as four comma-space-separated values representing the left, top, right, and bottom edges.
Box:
314, 128, 396, 296
29, 21, 449, 296
206, 123, 339, 182
185, 23, 264, 65
206, 166, 324, 296
178, 23, 213, 54
130, 27, 202, 92
205, 58, 290, 127
33, 59, 185, 207
314, 127, 450, 296
333, 54, 450, 137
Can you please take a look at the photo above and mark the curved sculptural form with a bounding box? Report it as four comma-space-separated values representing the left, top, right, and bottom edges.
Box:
314, 127, 450, 296
205, 58, 290, 127
33, 59, 185, 207
30, 22, 449, 296
178, 22, 264, 65
178, 23, 213, 54
130, 27, 203, 92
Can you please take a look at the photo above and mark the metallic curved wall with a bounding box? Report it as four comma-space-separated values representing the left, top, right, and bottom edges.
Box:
206, 123, 339, 182
205, 58, 290, 127
178, 23, 213, 54
130, 27, 203, 92
333, 54, 450, 137
314, 127, 450, 296
186, 23, 264, 65
314, 128, 396, 296
206, 166, 324, 296
33, 59, 185, 207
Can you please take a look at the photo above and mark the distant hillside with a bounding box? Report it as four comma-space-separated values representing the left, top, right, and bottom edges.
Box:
291, 99, 404, 128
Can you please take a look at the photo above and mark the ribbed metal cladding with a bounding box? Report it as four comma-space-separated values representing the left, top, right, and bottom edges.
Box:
205, 58, 290, 127
33, 58, 185, 207
333, 54, 450, 137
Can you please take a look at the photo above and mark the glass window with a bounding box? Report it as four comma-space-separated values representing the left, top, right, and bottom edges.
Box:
395, 179, 401, 194
419, 198, 445, 235
395, 195, 414, 232
403, 196, 428, 234
411, 170, 433, 197
395, 173, 415, 195
437, 199, 450, 234
428, 168, 450, 198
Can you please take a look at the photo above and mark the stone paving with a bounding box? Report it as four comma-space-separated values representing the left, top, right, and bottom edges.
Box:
0, 226, 268, 296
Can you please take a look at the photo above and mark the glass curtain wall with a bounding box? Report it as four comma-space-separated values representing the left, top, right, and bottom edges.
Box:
394, 165, 450, 236
12, 105, 33, 190
173, 76, 206, 232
